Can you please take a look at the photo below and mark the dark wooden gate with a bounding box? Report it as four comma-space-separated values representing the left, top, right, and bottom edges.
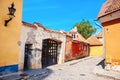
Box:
24, 44, 32, 70
42, 39, 58, 67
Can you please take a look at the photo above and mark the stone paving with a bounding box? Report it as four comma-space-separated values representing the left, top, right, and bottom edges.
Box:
94, 66, 120, 80
41, 57, 116, 80
0, 69, 47, 80
0, 56, 120, 80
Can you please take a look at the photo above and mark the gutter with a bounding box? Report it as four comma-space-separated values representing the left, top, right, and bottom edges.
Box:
97, 9, 120, 19
94, 20, 106, 60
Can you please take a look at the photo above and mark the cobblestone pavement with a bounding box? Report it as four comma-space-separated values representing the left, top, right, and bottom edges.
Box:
0, 69, 47, 80
39, 57, 114, 80
0, 57, 115, 80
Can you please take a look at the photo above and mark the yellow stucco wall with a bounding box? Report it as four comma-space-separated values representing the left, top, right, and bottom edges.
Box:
0, 0, 22, 66
89, 46, 103, 56
103, 22, 120, 64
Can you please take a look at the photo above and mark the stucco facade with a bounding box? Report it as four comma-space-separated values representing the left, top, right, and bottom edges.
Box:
65, 27, 89, 61
19, 22, 66, 70
19, 22, 36, 70
103, 20, 120, 64
0, 0, 22, 72
87, 35, 103, 57
89, 46, 103, 56
65, 35, 73, 61
97, 0, 120, 67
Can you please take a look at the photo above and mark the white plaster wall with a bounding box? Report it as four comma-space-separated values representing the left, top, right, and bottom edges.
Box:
34, 26, 66, 64
19, 24, 66, 70
19, 26, 35, 70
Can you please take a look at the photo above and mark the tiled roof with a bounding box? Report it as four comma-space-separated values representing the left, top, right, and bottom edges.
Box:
34, 22, 67, 35
98, 0, 120, 18
22, 21, 65, 35
62, 32, 72, 38
77, 33, 89, 43
96, 31, 103, 38
69, 29, 89, 43
34, 22, 46, 29
22, 21, 37, 29
87, 35, 102, 46
69, 31, 77, 34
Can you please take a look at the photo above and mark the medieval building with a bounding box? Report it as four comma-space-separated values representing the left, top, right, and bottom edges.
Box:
19, 22, 66, 70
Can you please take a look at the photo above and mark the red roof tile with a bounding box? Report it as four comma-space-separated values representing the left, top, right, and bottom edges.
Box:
98, 0, 120, 18
77, 33, 89, 43
22, 21, 37, 29
69, 30, 89, 43
34, 22, 46, 29
22, 21, 66, 35
87, 35, 102, 46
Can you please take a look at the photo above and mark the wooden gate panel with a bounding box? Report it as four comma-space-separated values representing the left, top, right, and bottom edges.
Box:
42, 39, 58, 67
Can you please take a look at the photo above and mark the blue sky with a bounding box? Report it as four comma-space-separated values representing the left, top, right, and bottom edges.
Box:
22, 0, 105, 34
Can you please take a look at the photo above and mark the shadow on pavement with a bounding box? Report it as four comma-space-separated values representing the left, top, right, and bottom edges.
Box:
97, 59, 105, 68
41, 68, 53, 80
0, 68, 53, 80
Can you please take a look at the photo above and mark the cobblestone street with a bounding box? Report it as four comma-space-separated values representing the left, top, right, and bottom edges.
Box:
0, 57, 117, 80
39, 57, 114, 80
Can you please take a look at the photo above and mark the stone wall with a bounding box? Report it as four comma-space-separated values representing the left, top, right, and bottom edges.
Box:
19, 22, 66, 70
19, 25, 36, 70
28, 49, 42, 69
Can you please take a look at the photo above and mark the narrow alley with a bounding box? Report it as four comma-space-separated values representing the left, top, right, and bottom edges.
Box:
1, 57, 118, 80
0, 0, 120, 80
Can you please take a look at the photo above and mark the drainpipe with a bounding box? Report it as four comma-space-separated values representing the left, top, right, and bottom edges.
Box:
94, 19, 106, 60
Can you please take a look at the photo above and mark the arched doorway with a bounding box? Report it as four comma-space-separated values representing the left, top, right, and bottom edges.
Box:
42, 39, 59, 68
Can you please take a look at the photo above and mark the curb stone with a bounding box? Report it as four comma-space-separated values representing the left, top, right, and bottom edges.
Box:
93, 66, 120, 80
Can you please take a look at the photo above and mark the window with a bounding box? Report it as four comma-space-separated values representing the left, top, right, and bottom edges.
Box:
25, 44, 32, 55
72, 34, 76, 39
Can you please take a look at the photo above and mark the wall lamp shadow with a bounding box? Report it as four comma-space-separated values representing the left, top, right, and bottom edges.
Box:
4, 2, 16, 26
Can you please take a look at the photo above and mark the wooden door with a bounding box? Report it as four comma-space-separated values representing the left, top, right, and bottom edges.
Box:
42, 39, 58, 67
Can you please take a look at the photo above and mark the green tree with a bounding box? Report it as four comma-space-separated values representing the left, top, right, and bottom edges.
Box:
74, 20, 96, 39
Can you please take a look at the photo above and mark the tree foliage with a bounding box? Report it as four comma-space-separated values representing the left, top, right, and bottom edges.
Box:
75, 20, 96, 39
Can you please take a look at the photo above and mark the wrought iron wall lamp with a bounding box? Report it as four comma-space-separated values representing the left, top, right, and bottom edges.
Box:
4, 2, 16, 26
